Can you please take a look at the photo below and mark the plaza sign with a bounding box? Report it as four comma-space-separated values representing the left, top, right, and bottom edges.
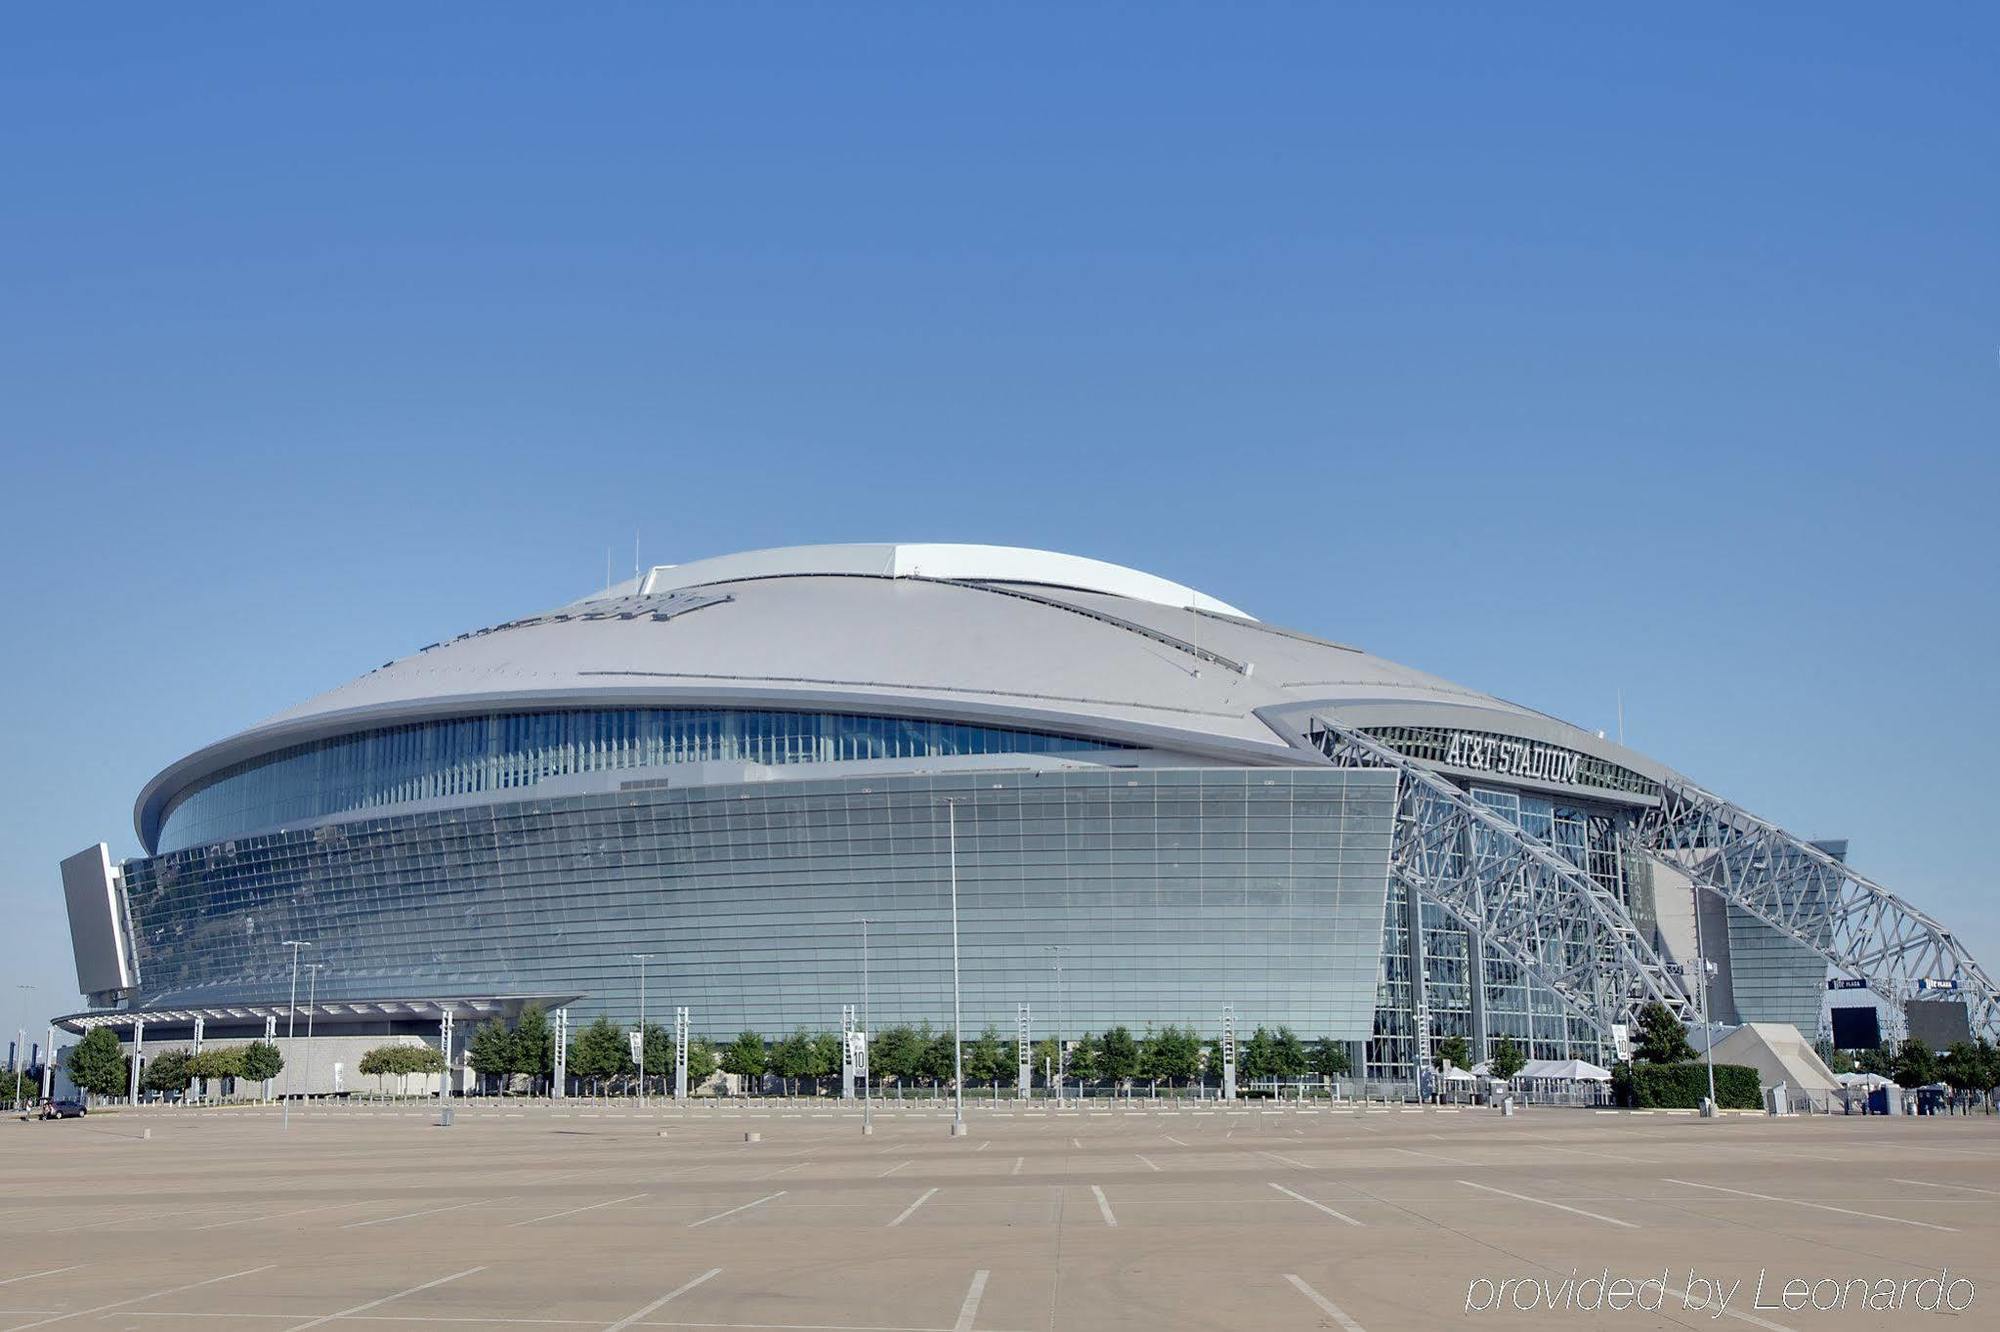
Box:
1444, 732, 1582, 786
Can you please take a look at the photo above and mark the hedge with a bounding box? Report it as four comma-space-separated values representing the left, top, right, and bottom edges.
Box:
1614, 1062, 1761, 1110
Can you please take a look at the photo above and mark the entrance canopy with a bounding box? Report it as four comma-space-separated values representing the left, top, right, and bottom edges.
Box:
54, 993, 584, 1035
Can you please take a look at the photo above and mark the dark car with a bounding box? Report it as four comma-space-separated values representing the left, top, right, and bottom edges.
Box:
39, 1100, 87, 1120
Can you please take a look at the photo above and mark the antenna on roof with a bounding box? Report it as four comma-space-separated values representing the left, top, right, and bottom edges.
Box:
605, 547, 613, 595
1616, 689, 1625, 746
634, 530, 641, 584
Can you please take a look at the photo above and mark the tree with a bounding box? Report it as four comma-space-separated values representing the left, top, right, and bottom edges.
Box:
919, 1026, 958, 1089
66, 1027, 128, 1100
1032, 1036, 1064, 1088
1239, 1027, 1277, 1082
1068, 1032, 1102, 1086
1856, 1042, 1898, 1078
569, 1017, 635, 1089
1632, 1001, 1696, 1065
239, 1040, 283, 1091
810, 1032, 843, 1092
1098, 1027, 1140, 1090
1434, 1034, 1471, 1072
1488, 1035, 1527, 1082
1942, 1041, 1989, 1095
1142, 1025, 1202, 1086
772, 1030, 817, 1095
511, 1005, 555, 1090
467, 1020, 515, 1094
721, 1031, 767, 1094
186, 1046, 246, 1098
1310, 1038, 1351, 1081
1271, 1026, 1310, 1080
872, 1026, 923, 1088
684, 1036, 719, 1090
1894, 1037, 1940, 1089
358, 1045, 433, 1096
966, 1026, 1011, 1090
640, 1022, 673, 1090
143, 1048, 193, 1097
1205, 1038, 1234, 1088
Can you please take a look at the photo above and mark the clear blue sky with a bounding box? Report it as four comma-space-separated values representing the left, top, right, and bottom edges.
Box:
3, 6, 1995, 1036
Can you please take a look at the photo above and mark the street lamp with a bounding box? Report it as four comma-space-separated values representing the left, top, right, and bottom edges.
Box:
280, 940, 313, 1131
858, 916, 873, 1135
1045, 946, 1067, 1102
632, 953, 655, 1106
1689, 888, 1718, 1115
303, 963, 320, 1105
13, 985, 32, 1112
938, 798, 967, 1136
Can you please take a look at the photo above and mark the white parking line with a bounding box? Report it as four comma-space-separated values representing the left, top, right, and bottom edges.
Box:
342, 1197, 508, 1229
0, 1267, 81, 1288
510, 1193, 648, 1227
1135, 1154, 1162, 1172
1163, 1135, 1190, 1147
1660, 1287, 1796, 1331
280, 1266, 485, 1331
878, 1160, 913, 1178
1894, 1177, 2000, 1198
602, 1267, 722, 1331
190, 1201, 368, 1232
1091, 1185, 1117, 1226
887, 1187, 940, 1227
1662, 1178, 1957, 1231
1268, 1182, 1362, 1226
1259, 1150, 1311, 1170
5, 1264, 275, 1331
953, 1270, 989, 1332
974, 1141, 990, 1152
1458, 1180, 1637, 1229
1387, 1146, 1470, 1166
756, 1162, 813, 1181
687, 1191, 786, 1228
1284, 1273, 1366, 1332
1010, 1156, 1024, 1176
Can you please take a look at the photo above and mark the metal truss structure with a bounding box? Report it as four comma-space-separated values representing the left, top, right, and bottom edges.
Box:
1636, 776, 2000, 1042
1307, 719, 1693, 1039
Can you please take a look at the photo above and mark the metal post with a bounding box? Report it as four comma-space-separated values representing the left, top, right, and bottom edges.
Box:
304, 964, 318, 1103
42, 1024, 55, 1102
128, 1018, 144, 1106
281, 939, 311, 1130
1016, 1003, 1031, 1099
859, 916, 873, 1134
633, 954, 654, 1106
1221, 1005, 1237, 1102
841, 1004, 856, 1100
263, 1015, 277, 1101
674, 1006, 689, 1100
11, 985, 29, 1111
1046, 946, 1066, 1101
1693, 885, 1718, 1115
439, 1008, 455, 1101
946, 799, 966, 1135
552, 1006, 570, 1098
190, 1016, 204, 1103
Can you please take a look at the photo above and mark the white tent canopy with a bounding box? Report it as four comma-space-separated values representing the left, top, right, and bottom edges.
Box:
1517, 1058, 1613, 1082
1836, 1071, 1897, 1089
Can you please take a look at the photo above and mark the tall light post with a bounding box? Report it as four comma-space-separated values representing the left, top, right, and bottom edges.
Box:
858, 916, 873, 1135
280, 940, 312, 1131
1045, 946, 1067, 1102
1690, 886, 1718, 1114
13, 985, 31, 1112
939, 798, 967, 1136
303, 963, 320, 1104
632, 953, 655, 1106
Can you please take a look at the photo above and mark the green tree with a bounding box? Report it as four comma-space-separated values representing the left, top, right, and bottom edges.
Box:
1942, 1041, 1988, 1095
467, 1020, 515, 1093
1205, 1038, 1234, 1089
1068, 1032, 1102, 1086
1856, 1042, 1898, 1078
1239, 1027, 1277, 1082
569, 1017, 635, 1089
187, 1046, 246, 1095
66, 1027, 128, 1099
1488, 1035, 1527, 1082
358, 1044, 439, 1096
1032, 1036, 1064, 1087
239, 1040, 283, 1087
872, 1025, 923, 1088
639, 1022, 672, 1090
143, 1048, 194, 1097
1894, 1037, 1940, 1089
771, 1030, 817, 1095
1272, 1026, 1310, 1080
1098, 1027, 1141, 1090
809, 1032, 843, 1092
510, 1005, 555, 1089
1142, 1025, 1202, 1086
684, 1036, 719, 1090
966, 1025, 1011, 1090
1434, 1034, 1471, 1072
1310, 1038, 1351, 1081
919, 1026, 958, 1089
721, 1030, 767, 1094
1632, 1001, 1696, 1065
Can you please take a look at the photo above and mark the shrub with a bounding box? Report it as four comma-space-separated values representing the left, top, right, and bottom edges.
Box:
1614, 1061, 1760, 1109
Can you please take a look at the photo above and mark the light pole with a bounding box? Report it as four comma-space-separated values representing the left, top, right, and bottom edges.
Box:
940, 798, 966, 1136
281, 940, 312, 1130
633, 953, 654, 1106
1045, 946, 1067, 1102
13, 985, 31, 1112
1690, 887, 1718, 1114
858, 916, 873, 1135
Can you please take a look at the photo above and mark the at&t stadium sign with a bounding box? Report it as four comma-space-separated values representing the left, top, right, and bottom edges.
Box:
1444, 732, 1583, 786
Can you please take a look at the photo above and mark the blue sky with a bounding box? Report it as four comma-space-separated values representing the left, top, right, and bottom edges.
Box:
3, 6, 1995, 1037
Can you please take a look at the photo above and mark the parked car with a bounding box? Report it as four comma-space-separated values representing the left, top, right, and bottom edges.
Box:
39, 1100, 87, 1120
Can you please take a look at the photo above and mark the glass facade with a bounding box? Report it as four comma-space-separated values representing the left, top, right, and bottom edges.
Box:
157, 708, 1129, 852
124, 767, 1398, 1043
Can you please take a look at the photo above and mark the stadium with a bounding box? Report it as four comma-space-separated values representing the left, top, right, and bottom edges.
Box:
54, 543, 2000, 1092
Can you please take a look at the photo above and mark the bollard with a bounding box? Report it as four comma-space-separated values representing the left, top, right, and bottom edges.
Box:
141, 1127, 152, 1140
658, 1129, 671, 1138
744, 1131, 761, 1143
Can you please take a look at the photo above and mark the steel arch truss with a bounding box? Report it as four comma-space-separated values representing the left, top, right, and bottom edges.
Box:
1307, 719, 1693, 1038
1636, 776, 2000, 1041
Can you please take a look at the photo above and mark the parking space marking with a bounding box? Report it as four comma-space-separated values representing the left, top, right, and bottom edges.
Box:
1894, 1177, 2000, 1198
1010, 1156, 1024, 1176
280, 1265, 485, 1331
878, 1160, 913, 1178
1259, 1149, 1311, 1170
1458, 1180, 1637, 1229
1268, 1182, 1363, 1226
887, 1187, 939, 1227
5, 1264, 275, 1331
688, 1191, 786, 1228
190, 1201, 369, 1232
953, 1269, 989, 1332
1091, 1184, 1117, 1226
1135, 1154, 1162, 1172
1387, 1146, 1470, 1166
342, 1197, 509, 1229
1660, 1287, 1796, 1331
602, 1267, 722, 1331
1662, 1178, 1957, 1231
755, 1162, 814, 1181
0, 1268, 81, 1288
510, 1193, 649, 1227
1284, 1273, 1367, 1332
1162, 1134, 1190, 1146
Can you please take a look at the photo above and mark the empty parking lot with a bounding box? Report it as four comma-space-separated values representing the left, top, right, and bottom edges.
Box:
3, 1101, 1996, 1330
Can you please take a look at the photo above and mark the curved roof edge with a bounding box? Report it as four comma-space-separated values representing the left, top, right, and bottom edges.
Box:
584, 543, 1254, 619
